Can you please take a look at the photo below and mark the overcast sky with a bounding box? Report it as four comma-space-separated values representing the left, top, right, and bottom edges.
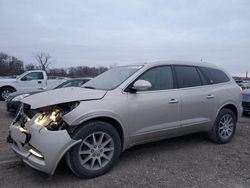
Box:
0, 0, 249, 76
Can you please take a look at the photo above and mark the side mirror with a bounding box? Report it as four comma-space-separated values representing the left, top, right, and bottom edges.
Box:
132, 80, 152, 91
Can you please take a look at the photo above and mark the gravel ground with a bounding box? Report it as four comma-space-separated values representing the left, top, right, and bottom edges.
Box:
0, 101, 250, 188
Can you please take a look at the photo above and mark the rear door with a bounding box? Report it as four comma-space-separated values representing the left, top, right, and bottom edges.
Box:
198, 66, 232, 117
174, 65, 215, 129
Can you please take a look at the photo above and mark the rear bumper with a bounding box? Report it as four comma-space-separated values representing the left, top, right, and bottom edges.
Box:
8, 117, 81, 175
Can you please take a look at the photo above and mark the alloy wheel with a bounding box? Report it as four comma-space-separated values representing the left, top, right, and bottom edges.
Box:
218, 114, 234, 139
1, 89, 11, 100
78, 132, 114, 171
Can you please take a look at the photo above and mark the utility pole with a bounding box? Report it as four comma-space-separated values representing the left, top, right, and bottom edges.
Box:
246, 71, 248, 80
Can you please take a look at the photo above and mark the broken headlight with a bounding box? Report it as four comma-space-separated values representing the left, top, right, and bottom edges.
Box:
34, 101, 79, 130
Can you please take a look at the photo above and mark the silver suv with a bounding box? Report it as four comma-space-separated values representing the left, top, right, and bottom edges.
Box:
8, 61, 243, 178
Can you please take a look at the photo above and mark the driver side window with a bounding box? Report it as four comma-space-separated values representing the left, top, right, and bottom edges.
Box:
138, 66, 174, 91
21, 72, 44, 81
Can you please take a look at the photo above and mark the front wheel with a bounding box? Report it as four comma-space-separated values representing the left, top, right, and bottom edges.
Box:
209, 108, 236, 144
65, 121, 121, 178
0, 87, 15, 100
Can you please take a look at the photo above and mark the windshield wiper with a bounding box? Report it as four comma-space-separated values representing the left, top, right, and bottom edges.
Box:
83, 86, 96, 89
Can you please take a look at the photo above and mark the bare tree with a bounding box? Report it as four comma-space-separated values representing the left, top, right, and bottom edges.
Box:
25, 63, 40, 71
34, 52, 52, 71
0, 52, 24, 76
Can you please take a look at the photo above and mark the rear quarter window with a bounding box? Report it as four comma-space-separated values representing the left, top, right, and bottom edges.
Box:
199, 67, 230, 84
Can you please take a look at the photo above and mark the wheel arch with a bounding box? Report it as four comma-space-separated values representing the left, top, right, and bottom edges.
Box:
71, 116, 125, 151
0, 85, 16, 91
217, 103, 238, 121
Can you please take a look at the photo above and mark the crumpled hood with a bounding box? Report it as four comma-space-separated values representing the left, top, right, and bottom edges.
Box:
21, 87, 107, 109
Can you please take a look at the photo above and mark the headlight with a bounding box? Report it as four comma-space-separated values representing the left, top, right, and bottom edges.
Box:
34, 101, 79, 130
34, 109, 62, 128
12, 94, 30, 101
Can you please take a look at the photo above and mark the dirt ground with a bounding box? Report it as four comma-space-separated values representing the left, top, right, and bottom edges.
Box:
0, 101, 250, 188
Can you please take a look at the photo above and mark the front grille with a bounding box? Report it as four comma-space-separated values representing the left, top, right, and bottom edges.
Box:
13, 103, 31, 127
23, 103, 30, 114
242, 102, 250, 110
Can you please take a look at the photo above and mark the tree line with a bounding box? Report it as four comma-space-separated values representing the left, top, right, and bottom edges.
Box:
0, 52, 108, 78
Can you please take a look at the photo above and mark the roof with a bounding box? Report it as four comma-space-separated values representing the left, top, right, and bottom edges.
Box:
120, 60, 220, 69
142, 60, 220, 69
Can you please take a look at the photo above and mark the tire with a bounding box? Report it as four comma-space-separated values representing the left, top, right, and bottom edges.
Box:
209, 108, 236, 144
65, 121, 122, 178
0, 87, 15, 101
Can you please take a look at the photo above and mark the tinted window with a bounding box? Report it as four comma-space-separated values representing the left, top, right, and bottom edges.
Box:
138, 66, 174, 91
199, 67, 230, 84
21, 72, 44, 81
197, 68, 210, 85
175, 66, 202, 88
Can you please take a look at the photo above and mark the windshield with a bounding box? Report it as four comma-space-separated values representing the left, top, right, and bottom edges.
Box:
16, 72, 27, 79
83, 66, 142, 90
54, 79, 89, 89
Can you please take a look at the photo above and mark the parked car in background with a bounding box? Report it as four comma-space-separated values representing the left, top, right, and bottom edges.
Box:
233, 77, 250, 90
242, 89, 250, 114
233, 77, 244, 84
6, 78, 91, 113
0, 70, 66, 100
240, 81, 250, 90
8, 61, 243, 178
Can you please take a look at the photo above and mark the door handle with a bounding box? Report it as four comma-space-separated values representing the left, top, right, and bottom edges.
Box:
169, 99, 179, 104
206, 94, 214, 99
38, 81, 42, 84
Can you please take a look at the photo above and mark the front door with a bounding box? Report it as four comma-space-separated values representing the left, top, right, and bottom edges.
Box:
18, 72, 45, 92
126, 66, 182, 145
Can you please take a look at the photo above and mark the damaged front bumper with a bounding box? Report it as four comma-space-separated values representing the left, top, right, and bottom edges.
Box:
7, 105, 81, 175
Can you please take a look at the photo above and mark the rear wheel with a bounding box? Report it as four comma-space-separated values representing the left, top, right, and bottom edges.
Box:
65, 121, 121, 178
0, 87, 15, 100
209, 108, 236, 144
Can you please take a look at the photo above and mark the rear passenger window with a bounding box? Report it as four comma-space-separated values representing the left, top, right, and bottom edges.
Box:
175, 66, 202, 88
197, 68, 210, 85
199, 67, 230, 84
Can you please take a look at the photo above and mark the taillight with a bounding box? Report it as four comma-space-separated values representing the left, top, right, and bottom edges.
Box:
240, 87, 243, 94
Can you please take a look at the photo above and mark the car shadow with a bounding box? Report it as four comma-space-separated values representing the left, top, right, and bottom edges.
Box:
52, 132, 210, 177
9, 131, 224, 187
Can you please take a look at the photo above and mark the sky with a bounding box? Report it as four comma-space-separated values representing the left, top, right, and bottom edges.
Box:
0, 0, 250, 76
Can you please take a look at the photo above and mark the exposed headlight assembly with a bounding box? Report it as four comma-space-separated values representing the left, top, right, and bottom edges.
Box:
12, 94, 30, 101
34, 101, 79, 130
